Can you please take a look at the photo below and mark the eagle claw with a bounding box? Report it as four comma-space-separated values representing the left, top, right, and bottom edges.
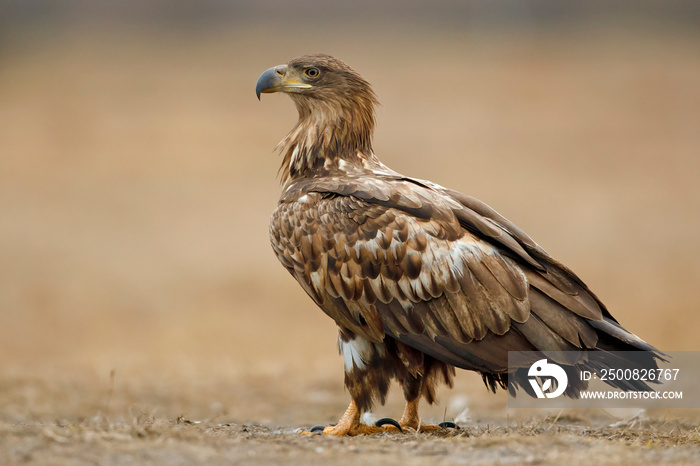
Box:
375, 418, 403, 432
438, 421, 460, 429
309, 425, 325, 433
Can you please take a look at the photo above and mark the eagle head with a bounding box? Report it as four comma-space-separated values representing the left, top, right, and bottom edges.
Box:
256, 55, 382, 182
256, 54, 374, 101
256, 54, 377, 130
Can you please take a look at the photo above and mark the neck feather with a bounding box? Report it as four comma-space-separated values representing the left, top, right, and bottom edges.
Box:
277, 95, 385, 185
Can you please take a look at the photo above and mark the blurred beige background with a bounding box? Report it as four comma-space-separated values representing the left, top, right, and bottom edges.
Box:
1, 1, 699, 427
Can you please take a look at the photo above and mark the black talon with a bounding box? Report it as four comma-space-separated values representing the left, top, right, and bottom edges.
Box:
309, 425, 325, 433
375, 418, 403, 432
438, 421, 460, 429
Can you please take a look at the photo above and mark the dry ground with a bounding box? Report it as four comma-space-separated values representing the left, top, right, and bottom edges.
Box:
1, 22, 699, 464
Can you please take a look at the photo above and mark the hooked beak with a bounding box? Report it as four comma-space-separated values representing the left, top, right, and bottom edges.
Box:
255, 64, 312, 100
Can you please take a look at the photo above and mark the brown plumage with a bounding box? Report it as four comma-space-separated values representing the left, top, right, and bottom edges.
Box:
256, 54, 663, 435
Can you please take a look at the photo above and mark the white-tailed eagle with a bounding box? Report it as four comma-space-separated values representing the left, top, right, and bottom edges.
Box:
255, 54, 662, 435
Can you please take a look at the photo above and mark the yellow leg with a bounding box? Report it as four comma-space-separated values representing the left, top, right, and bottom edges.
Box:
302, 398, 455, 436
302, 400, 399, 436
321, 400, 361, 436
399, 398, 440, 432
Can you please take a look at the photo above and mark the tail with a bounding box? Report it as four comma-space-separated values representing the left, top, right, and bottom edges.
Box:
506, 316, 667, 398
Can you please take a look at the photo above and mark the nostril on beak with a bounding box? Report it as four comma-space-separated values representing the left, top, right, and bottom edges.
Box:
274, 64, 287, 77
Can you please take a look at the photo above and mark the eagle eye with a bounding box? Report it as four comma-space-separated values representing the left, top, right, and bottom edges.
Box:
304, 67, 321, 79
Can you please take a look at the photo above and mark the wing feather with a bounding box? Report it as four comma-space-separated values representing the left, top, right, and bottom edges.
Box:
526, 271, 602, 320
271, 175, 624, 374
528, 288, 598, 348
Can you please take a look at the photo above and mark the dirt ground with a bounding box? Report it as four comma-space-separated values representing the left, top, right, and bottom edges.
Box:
1, 19, 700, 465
